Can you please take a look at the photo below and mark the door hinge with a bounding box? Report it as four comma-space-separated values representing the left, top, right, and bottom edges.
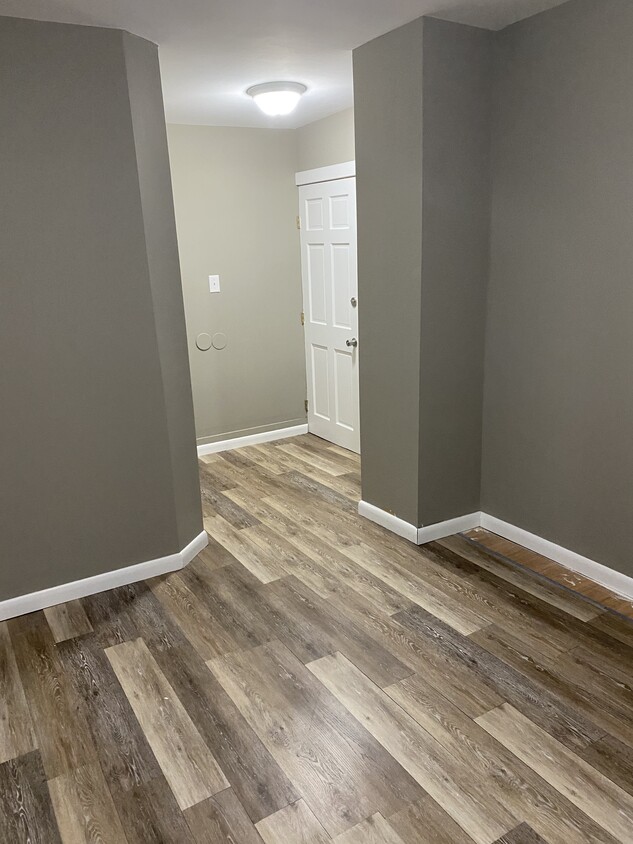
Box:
305, 399, 309, 413
296, 215, 301, 230
300, 311, 305, 326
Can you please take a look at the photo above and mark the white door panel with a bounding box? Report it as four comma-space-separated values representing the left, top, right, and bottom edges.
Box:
334, 350, 355, 429
307, 244, 327, 324
299, 176, 360, 453
311, 344, 330, 420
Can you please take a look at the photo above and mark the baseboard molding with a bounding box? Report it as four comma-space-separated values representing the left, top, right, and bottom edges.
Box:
357, 502, 633, 600
0, 530, 209, 623
197, 424, 308, 457
417, 512, 482, 544
480, 514, 633, 601
358, 501, 419, 543
358, 502, 481, 545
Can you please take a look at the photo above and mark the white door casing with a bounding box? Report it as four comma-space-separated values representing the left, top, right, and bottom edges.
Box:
297, 165, 360, 453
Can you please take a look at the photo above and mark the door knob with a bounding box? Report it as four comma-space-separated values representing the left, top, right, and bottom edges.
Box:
350, 297, 357, 308
346, 338, 358, 348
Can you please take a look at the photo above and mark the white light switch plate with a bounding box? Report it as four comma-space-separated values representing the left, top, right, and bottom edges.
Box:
209, 275, 221, 293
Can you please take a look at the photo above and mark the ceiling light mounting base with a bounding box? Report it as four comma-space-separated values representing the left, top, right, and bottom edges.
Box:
246, 81, 307, 116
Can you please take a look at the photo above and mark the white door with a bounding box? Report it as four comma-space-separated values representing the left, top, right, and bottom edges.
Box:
298, 171, 360, 453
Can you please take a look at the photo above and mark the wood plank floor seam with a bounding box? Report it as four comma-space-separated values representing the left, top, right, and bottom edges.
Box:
0, 433, 631, 842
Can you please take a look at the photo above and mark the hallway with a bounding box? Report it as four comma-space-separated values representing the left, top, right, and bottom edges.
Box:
2, 434, 633, 842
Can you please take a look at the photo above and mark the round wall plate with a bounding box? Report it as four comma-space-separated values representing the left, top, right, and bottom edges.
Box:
196, 332, 212, 351
212, 332, 227, 350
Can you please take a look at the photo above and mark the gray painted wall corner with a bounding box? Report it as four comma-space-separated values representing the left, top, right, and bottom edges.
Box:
0, 16, 201, 601
418, 17, 493, 525
481, 0, 633, 577
123, 32, 203, 549
354, 1, 633, 579
353, 18, 425, 526
353, 15, 492, 529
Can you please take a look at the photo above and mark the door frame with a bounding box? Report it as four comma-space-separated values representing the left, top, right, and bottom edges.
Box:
295, 160, 355, 187
295, 161, 359, 452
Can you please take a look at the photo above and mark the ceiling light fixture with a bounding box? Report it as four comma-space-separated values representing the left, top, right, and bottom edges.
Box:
247, 81, 307, 116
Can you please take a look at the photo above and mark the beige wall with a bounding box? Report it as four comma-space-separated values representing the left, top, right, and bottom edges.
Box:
296, 108, 355, 171
167, 125, 306, 445
168, 110, 356, 447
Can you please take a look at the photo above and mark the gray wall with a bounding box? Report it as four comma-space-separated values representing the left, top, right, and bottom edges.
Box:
354, 17, 491, 527
354, 19, 425, 526
123, 32, 202, 549
0, 16, 202, 601
355, 1, 633, 577
296, 108, 356, 171
482, 0, 633, 576
419, 18, 492, 524
167, 125, 306, 445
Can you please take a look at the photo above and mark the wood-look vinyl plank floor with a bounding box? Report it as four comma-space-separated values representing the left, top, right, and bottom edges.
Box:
494, 825, 550, 844
0, 622, 36, 765
439, 534, 602, 622
261, 575, 413, 687
226, 486, 411, 615
208, 639, 423, 836
0, 433, 632, 842
43, 600, 93, 644
48, 762, 128, 844
8, 614, 100, 781
105, 637, 229, 810
56, 634, 163, 794
150, 640, 300, 825
185, 787, 264, 843
0, 751, 61, 844
334, 812, 407, 843
387, 795, 477, 844
463, 529, 633, 621
114, 774, 197, 843
393, 605, 605, 753
308, 651, 521, 844
255, 799, 331, 844
476, 704, 633, 842
342, 540, 492, 635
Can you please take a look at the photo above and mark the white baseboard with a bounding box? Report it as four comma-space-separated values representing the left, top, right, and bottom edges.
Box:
417, 512, 482, 544
358, 502, 481, 545
197, 424, 308, 457
357, 502, 633, 601
0, 530, 208, 623
479, 514, 633, 602
358, 501, 419, 543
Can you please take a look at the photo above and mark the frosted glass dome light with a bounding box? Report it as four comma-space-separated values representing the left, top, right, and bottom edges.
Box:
247, 82, 307, 116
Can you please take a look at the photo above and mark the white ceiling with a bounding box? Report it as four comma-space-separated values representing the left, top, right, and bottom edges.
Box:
0, 0, 567, 128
